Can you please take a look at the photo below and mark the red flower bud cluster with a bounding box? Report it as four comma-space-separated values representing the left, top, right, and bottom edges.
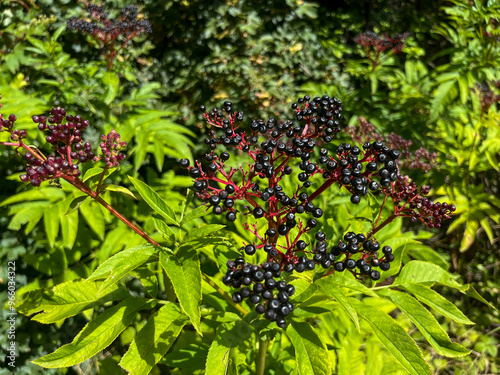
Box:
344, 117, 437, 172
354, 31, 409, 67
388, 175, 455, 228
94, 129, 127, 167
0, 105, 128, 187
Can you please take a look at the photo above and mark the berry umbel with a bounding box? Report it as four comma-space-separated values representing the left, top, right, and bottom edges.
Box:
180, 95, 455, 327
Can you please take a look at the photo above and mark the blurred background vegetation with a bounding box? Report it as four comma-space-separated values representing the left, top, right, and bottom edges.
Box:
0, 0, 498, 374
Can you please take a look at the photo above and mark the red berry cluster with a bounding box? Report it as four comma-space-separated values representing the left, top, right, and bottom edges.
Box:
355, 31, 409, 54
0, 114, 27, 141
344, 117, 437, 173
389, 175, 456, 229
94, 129, 127, 167
354, 31, 409, 66
177, 95, 446, 327
0, 106, 128, 187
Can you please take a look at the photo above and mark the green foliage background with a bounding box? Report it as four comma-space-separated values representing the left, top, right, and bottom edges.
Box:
0, 0, 498, 374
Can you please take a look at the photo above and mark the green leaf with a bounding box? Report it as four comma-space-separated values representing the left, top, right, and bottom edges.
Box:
102, 72, 120, 105
205, 321, 254, 375
100, 184, 137, 199
67, 195, 87, 214
119, 303, 187, 375
180, 205, 208, 226
23, 281, 129, 324
160, 250, 202, 335
129, 176, 178, 225
183, 224, 225, 243
457, 76, 469, 104
27, 36, 49, 54
43, 206, 60, 248
83, 167, 104, 182
88, 244, 158, 296
401, 284, 474, 325
132, 266, 158, 298
352, 300, 431, 375
152, 217, 175, 240
79, 199, 105, 240
179, 190, 195, 221
379, 289, 470, 357
286, 321, 332, 375
1, 187, 66, 207
32, 298, 156, 368
60, 205, 79, 249
431, 80, 455, 119
316, 278, 360, 331
318, 272, 379, 298
393, 261, 462, 288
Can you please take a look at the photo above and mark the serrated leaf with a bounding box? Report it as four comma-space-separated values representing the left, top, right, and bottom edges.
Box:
460, 219, 478, 252
401, 284, 474, 325
83, 167, 104, 182
180, 190, 195, 221
180, 205, 209, 226
318, 272, 379, 298
160, 250, 202, 335
23, 280, 129, 324
352, 299, 431, 375
32, 298, 156, 368
286, 321, 332, 375
88, 244, 158, 296
119, 303, 187, 375
43, 205, 59, 248
393, 260, 462, 288
431, 80, 455, 118
163, 344, 208, 370
60, 205, 79, 249
152, 217, 175, 240
129, 176, 178, 225
100, 184, 137, 199
102, 72, 120, 105
132, 266, 158, 298
79, 199, 105, 240
1, 187, 66, 207
183, 224, 225, 243
205, 321, 254, 375
67, 195, 87, 214
379, 289, 470, 357
316, 278, 360, 331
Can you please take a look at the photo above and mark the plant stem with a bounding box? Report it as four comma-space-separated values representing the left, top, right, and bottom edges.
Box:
256, 333, 269, 375
366, 213, 397, 239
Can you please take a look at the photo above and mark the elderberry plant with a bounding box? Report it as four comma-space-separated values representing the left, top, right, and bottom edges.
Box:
1, 93, 481, 374
179, 95, 455, 327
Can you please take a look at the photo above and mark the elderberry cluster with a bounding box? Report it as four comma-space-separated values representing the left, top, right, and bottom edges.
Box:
67, 5, 151, 38
178, 95, 454, 327
223, 258, 295, 328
